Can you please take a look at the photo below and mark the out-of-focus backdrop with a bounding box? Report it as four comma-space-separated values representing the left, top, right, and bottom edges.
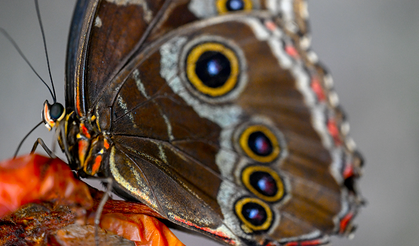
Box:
0, 1, 418, 245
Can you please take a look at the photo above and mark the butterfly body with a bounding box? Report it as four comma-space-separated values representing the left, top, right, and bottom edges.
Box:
45, 0, 364, 245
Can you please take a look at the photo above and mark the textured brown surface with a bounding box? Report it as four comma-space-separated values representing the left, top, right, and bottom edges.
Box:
0, 202, 78, 245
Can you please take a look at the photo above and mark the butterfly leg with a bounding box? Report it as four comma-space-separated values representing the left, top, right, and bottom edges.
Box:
89, 177, 113, 246
30, 138, 57, 159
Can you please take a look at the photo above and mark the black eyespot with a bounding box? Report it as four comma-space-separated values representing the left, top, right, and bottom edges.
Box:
248, 131, 273, 157
235, 197, 273, 233
226, 0, 245, 11
242, 166, 286, 202
195, 51, 231, 88
216, 0, 252, 14
239, 125, 281, 163
186, 42, 239, 97
50, 103, 65, 120
250, 171, 277, 197
242, 202, 267, 226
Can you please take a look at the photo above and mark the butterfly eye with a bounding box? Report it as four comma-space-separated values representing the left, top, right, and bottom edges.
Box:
43, 101, 66, 130
242, 166, 286, 202
239, 125, 281, 163
49, 103, 65, 121
235, 197, 273, 233
186, 42, 239, 97
216, 0, 253, 14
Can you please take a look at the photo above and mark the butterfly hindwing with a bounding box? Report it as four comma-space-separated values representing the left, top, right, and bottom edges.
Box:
64, 0, 363, 245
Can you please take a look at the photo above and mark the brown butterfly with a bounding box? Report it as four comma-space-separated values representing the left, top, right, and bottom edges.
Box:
42, 0, 364, 245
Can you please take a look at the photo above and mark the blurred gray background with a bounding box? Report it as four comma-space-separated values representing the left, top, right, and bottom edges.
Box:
0, 0, 418, 245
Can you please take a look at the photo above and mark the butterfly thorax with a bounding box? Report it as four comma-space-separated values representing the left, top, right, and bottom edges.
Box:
64, 111, 112, 177
68, 114, 111, 177
43, 100, 111, 177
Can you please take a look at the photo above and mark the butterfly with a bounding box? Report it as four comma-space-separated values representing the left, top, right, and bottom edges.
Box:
42, 0, 364, 245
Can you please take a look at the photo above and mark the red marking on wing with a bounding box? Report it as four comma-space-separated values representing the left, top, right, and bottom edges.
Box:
284, 239, 324, 246
76, 84, 83, 117
265, 20, 277, 31
339, 212, 354, 234
343, 164, 354, 179
311, 77, 326, 102
327, 118, 342, 146
173, 216, 236, 245
285, 45, 299, 59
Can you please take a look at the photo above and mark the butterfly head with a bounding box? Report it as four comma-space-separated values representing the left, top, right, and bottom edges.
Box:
42, 100, 65, 131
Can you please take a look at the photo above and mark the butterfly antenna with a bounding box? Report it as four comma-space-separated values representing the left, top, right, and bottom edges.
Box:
0, 28, 55, 100
34, 0, 56, 102
13, 121, 43, 158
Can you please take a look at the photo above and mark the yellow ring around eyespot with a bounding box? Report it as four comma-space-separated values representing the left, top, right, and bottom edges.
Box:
242, 166, 285, 202
235, 197, 273, 232
239, 125, 280, 163
216, 0, 253, 14
186, 42, 239, 97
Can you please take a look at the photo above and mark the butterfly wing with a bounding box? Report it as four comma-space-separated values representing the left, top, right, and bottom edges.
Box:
65, 1, 363, 245
66, 0, 168, 116
65, 0, 311, 113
